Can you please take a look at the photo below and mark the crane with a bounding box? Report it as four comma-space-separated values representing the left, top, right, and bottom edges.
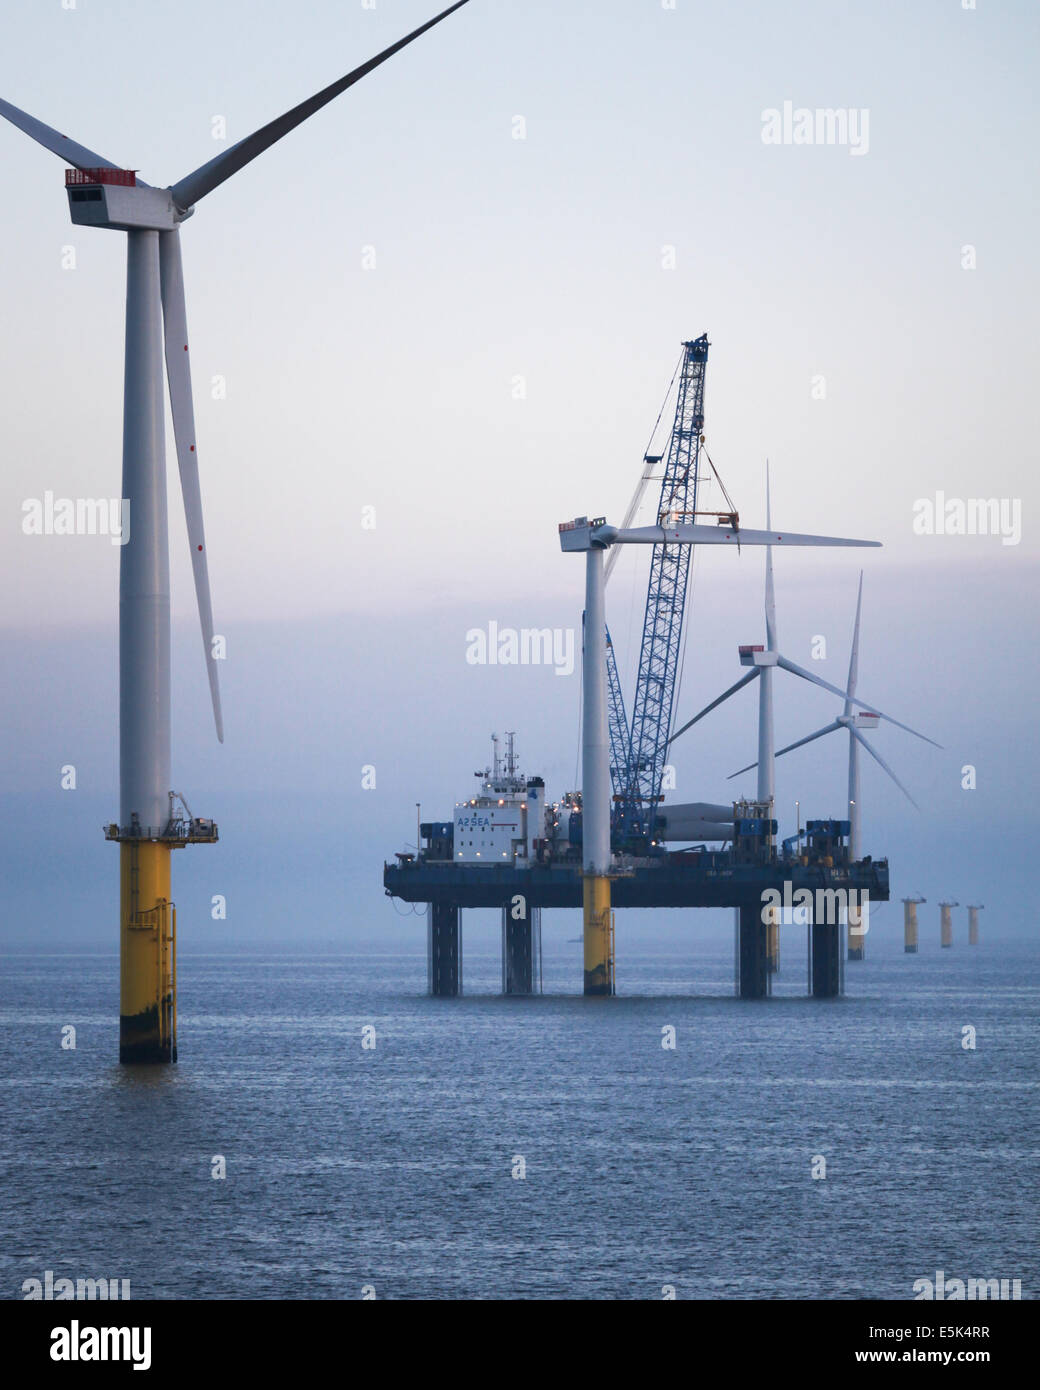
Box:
603, 336, 711, 847
605, 626, 633, 811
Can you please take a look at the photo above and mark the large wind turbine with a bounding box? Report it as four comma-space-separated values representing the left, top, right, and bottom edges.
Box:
559, 515, 880, 996
2, 0, 471, 1063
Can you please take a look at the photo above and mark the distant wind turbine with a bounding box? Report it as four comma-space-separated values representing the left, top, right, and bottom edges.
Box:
762, 573, 941, 958
753, 572, 939, 829
675, 562, 940, 961
1, 0, 471, 1063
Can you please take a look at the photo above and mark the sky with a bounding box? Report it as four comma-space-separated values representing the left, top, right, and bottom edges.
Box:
1, 0, 1037, 952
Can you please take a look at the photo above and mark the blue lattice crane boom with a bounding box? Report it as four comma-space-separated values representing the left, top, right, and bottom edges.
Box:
618, 336, 710, 842
603, 445, 668, 807
605, 626, 631, 800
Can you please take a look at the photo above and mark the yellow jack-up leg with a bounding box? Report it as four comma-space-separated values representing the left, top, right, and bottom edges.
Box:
766, 901, 780, 973
847, 902, 865, 961
583, 874, 614, 997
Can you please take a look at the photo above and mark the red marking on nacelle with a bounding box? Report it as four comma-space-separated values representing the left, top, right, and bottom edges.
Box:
197, 545, 203, 552
190, 445, 195, 452
65, 167, 137, 187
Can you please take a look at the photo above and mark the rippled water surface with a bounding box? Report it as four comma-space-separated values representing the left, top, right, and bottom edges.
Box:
1, 939, 1036, 1299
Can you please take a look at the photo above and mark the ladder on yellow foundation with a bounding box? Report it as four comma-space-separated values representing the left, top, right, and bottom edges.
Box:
607, 909, 616, 995
130, 899, 177, 1057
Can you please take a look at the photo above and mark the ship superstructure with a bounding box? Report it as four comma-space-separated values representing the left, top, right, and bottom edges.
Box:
452, 733, 545, 865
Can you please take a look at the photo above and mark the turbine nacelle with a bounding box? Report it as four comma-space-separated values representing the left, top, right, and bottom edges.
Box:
65, 168, 193, 231
559, 517, 614, 551
838, 711, 880, 730
738, 645, 778, 667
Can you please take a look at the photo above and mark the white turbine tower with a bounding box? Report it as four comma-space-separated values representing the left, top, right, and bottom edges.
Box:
1, 0, 471, 1063
559, 514, 880, 996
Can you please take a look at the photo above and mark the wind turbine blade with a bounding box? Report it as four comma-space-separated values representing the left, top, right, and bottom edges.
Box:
776, 654, 864, 704
864, 705, 942, 746
614, 523, 880, 548
765, 462, 771, 532
605, 452, 658, 585
0, 96, 126, 174
159, 229, 224, 742
844, 570, 863, 713
668, 668, 760, 746
774, 721, 844, 759
774, 655, 940, 747
850, 726, 919, 810
727, 756, 759, 779
764, 461, 777, 650
169, 0, 471, 209
729, 719, 843, 779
